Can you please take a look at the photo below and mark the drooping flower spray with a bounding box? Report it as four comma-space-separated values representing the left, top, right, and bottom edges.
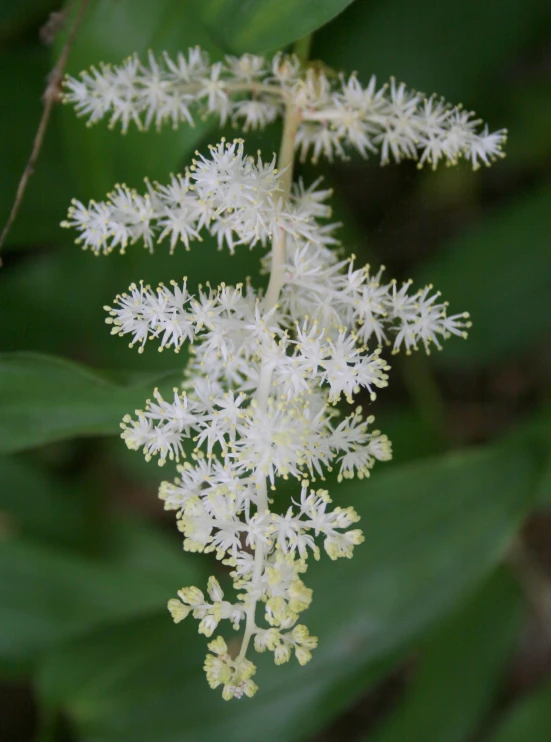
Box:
62, 48, 505, 699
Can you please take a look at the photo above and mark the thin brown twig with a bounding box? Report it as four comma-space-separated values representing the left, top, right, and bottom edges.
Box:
0, 0, 90, 262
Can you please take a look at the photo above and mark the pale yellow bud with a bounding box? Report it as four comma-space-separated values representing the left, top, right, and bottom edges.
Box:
243, 679, 258, 698
295, 646, 312, 665
207, 635, 228, 655
167, 598, 190, 623
177, 586, 205, 605
274, 643, 291, 665
207, 575, 224, 602
234, 657, 256, 682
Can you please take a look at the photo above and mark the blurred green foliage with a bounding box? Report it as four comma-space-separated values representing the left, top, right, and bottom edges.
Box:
0, 354, 184, 452
489, 681, 551, 742
0, 0, 550, 741
368, 570, 524, 742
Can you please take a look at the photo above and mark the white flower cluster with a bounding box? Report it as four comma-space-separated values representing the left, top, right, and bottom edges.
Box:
70, 138, 470, 699
62, 47, 504, 700
61, 140, 334, 255
64, 48, 506, 169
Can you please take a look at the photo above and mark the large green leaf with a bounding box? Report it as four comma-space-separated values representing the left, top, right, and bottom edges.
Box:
0, 353, 182, 453
0, 456, 85, 548
416, 182, 551, 369
368, 570, 524, 742
191, 0, 356, 54
0, 517, 202, 663
488, 682, 551, 742
0, 236, 264, 370
504, 405, 551, 506
314, 0, 546, 106
37, 443, 538, 742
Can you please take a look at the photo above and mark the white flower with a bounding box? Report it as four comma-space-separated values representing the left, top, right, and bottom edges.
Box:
64, 49, 506, 168
66, 138, 475, 698
60, 47, 506, 700
86, 141, 470, 692
467, 125, 507, 170
225, 53, 266, 82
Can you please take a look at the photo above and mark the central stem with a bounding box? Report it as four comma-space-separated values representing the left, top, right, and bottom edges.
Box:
236, 99, 302, 665
264, 102, 302, 311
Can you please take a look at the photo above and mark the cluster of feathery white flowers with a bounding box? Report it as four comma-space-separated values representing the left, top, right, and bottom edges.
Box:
63, 139, 468, 699
61, 140, 333, 255
61, 47, 504, 700
63, 48, 506, 169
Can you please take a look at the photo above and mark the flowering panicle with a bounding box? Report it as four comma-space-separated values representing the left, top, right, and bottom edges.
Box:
62, 140, 333, 255
62, 47, 504, 700
64, 48, 506, 169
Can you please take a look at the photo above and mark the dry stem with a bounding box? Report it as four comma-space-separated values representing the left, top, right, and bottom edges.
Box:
0, 0, 90, 262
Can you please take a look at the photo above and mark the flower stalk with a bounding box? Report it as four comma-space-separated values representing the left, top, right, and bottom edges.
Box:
237, 97, 302, 665
61, 47, 506, 700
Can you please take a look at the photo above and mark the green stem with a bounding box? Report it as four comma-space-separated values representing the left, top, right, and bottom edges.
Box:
293, 34, 313, 65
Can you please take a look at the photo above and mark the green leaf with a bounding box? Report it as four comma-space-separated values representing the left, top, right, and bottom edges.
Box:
0, 456, 85, 547
191, 0, 356, 54
488, 682, 551, 742
536, 458, 551, 507
0, 518, 202, 663
0, 353, 181, 453
314, 0, 546, 106
0, 238, 264, 372
57, 0, 224, 199
506, 79, 551, 167
504, 405, 551, 507
368, 570, 524, 742
37, 443, 538, 742
415, 182, 551, 369
374, 407, 443, 464
37, 614, 397, 730
104, 516, 201, 588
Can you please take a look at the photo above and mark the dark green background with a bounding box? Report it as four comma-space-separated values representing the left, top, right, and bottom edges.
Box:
1, 1, 550, 740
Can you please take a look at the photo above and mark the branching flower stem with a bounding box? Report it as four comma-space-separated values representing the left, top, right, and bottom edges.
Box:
264, 103, 302, 310
237, 100, 303, 664
0, 0, 90, 260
